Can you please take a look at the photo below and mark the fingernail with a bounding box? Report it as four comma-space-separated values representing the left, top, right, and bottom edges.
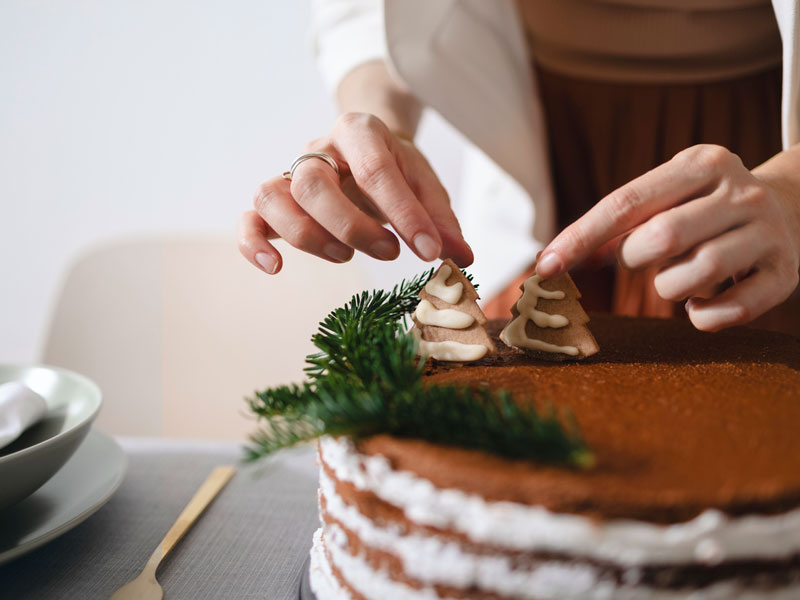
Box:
255, 252, 278, 274
324, 243, 353, 263
536, 252, 563, 277
370, 239, 398, 260
413, 233, 440, 261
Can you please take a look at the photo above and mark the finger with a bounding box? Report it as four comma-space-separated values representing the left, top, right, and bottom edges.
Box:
653, 223, 770, 302
341, 175, 387, 222
619, 191, 748, 271
254, 176, 355, 264
339, 167, 474, 266
537, 145, 736, 278
403, 173, 473, 266
685, 267, 789, 331
238, 210, 282, 274
333, 115, 443, 261
402, 150, 474, 267
290, 158, 401, 261
440, 228, 474, 267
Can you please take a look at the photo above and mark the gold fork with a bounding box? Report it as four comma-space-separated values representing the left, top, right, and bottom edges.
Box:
109, 465, 236, 600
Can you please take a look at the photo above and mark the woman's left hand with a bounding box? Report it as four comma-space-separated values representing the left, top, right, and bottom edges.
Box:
536, 144, 800, 331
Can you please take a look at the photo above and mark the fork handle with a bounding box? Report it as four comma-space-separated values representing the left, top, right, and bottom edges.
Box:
150, 465, 236, 565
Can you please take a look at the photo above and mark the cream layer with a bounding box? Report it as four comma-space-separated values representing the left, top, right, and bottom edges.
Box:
320, 469, 601, 598
309, 528, 352, 600
319, 436, 800, 567
311, 523, 800, 600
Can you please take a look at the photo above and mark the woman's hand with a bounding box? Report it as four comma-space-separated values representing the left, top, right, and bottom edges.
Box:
238, 112, 473, 274
536, 144, 800, 331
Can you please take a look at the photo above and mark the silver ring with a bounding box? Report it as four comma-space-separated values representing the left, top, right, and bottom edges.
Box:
282, 152, 339, 181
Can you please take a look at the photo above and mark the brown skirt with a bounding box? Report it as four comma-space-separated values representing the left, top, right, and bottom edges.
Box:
485, 64, 800, 337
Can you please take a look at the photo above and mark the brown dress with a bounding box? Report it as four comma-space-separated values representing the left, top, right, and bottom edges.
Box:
485, 1, 800, 338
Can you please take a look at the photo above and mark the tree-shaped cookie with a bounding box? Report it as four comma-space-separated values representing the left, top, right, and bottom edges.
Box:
410, 259, 495, 362
500, 269, 599, 360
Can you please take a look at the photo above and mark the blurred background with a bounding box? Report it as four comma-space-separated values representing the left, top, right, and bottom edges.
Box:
0, 1, 467, 439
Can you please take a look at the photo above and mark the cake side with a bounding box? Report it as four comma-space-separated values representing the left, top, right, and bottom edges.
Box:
313, 436, 800, 600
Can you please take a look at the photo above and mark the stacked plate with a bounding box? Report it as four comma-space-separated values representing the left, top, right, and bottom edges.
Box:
0, 365, 127, 564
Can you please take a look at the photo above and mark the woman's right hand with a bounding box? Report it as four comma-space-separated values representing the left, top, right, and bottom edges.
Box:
238, 112, 473, 274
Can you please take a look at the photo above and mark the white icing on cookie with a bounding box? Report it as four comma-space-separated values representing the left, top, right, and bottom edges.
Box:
411, 328, 488, 362
414, 300, 475, 329
515, 338, 579, 356
424, 265, 463, 304
502, 275, 579, 356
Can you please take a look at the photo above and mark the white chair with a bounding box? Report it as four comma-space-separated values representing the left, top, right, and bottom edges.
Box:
40, 235, 372, 440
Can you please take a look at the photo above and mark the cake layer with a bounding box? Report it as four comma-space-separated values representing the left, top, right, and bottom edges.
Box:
319, 436, 800, 566
310, 526, 800, 600
358, 315, 800, 523
316, 437, 800, 599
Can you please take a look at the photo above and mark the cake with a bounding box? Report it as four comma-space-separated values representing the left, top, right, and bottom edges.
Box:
309, 315, 800, 600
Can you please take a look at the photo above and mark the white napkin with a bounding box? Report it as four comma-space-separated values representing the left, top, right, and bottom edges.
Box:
0, 381, 47, 450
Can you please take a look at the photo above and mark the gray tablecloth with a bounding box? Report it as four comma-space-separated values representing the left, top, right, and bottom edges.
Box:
0, 437, 320, 599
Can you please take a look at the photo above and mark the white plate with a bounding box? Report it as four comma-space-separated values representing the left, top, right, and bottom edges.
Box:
0, 429, 127, 564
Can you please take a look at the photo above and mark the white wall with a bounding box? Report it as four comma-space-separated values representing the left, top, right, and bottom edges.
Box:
0, 0, 465, 363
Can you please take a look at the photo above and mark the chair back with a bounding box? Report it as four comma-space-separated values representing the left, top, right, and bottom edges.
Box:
41, 235, 371, 439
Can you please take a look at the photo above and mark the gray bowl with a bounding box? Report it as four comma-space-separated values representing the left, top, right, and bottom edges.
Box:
0, 365, 102, 511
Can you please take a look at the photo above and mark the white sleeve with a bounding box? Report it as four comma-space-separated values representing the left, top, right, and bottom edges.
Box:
310, 0, 387, 94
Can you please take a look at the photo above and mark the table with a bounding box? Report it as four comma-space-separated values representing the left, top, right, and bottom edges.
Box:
0, 437, 320, 599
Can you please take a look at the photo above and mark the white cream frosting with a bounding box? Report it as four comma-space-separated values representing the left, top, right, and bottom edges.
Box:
413, 299, 475, 329
502, 274, 579, 356
309, 528, 351, 600
310, 522, 800, 600
320, 468, 602, 598
511, 336, 580, 356
319, 436, 800, 568
411, 327, 488, 362
423, 265, 463, 304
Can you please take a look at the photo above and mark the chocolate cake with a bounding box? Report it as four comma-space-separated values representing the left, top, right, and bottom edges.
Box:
310, 315, 800, 599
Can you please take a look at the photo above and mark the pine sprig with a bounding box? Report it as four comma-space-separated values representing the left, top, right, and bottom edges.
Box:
304, 269, 434, 382
246, 269, 592, 468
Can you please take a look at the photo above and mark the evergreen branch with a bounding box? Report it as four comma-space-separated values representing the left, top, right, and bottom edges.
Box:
246, 373, 591, 466
304, 269, 433, 382
246, 267, 591, 468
